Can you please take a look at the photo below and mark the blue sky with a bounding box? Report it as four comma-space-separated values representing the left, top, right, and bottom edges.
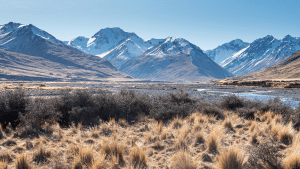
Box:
1, 0, 300, 50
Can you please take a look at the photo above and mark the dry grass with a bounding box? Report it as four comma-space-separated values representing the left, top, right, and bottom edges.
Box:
207, 129, 220, 153
217, 147, 245, 169
0, 160, 8, 169
170, 117, 182, 129
129, 147, 147, 168
15, 153, 31, 169
283, 152, 300, 169
170, 151, 196, 169
33, 146, 51, 164
0, 93, 298, 168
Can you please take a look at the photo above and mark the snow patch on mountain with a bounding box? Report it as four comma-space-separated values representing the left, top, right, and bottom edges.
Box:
205, 39, 249, 64
220, 35, 300, 75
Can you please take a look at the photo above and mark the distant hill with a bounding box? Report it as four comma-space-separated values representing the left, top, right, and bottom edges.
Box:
119, 37, 233, 82
0, 22, 130, 81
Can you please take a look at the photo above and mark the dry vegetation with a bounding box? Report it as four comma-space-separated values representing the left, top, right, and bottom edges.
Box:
1, 89, 300, 168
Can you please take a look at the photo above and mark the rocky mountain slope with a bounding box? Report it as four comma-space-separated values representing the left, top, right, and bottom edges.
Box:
119, 37, 233, 82
205, 39, 249, 64
220, 35, 300, 76
0, 22, 130, 81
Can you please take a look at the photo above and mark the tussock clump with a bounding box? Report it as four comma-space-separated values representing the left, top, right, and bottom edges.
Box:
278, 122, 294, 145
93, 154, 106, 169
0, 160, 8, 169
129, 147, 147, 168
2, 139, 17, 147
175, 133, 188, 150
33, 146, 51, 164
15, 153, 31, 169
207, 129, 220, 153
217, 147, 245, 169
118, 118, 129, 128
283, 152, 300, 169
90, 127, 99, 139
171, 117, 182, 129
223, 117, 233, 129
102, 140, 125, 165
195, 132, 205, 144
0, 124, 5, 139
0, 152, 12, 163
193, 123, 202, 132
170, 151, 196, 169
78, 146, 94, 168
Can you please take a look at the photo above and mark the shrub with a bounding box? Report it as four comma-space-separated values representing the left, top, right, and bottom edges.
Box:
170, 151, 196, 169
199, 104, 224, 120
246, 138, 283, 169
0, 90, 28, 129
220, 95, 244, 110
217, 147, 245, 169
151, 90, 197, 123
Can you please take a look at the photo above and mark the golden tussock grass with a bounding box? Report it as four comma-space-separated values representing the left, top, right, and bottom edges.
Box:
283, 152, 300, 169
195, 131, 205, 144
0, 160, 8, 169
217, 147, 245, 169
118, 118, 129, 128
33, 146, 51, 164
93, 154, 107, 169
193, 123, 202, 132
170, 151, 196, 169
171, 117, 182, 129
15, 153, 31, 169
102, 140, 125, 165
207, 129, 220, 153
223, 117, 233, 129
278, 122, 294, 145
78, 145, 94, 167
249, 121, 257, 133
174, 132, 188, 150
129, 147, 147, 168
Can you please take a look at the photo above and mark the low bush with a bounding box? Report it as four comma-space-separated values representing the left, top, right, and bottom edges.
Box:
220, 95, 244, 110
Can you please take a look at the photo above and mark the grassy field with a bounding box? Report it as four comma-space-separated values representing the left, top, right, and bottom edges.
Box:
0, 88, 300, 169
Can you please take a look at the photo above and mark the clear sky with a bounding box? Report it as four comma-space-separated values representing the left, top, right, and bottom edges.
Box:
1, 0, 300, 50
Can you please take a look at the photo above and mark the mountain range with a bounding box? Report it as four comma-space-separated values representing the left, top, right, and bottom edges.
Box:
204, 39, 249, 64
0, 22, 130, 81
219, 35, 300, 76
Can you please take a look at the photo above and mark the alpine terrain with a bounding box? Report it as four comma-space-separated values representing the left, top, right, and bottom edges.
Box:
119, 37, 233, 82
67, 27, 163, 69
220, 35, 300, 75
0, 22, 130, 81
204, 39, 249, 64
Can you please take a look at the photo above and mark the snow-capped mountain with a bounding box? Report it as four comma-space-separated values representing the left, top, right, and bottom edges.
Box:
221, 35, 300, 76
67, 27, 137, 55
205, 39, 249, 64
98, 34, 163, 69
119, 37, 233, 82
0, 22, 130, 81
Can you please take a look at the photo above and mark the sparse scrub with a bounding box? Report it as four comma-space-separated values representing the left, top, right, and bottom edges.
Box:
220, 95, 244, 111
199, 104, 224, 120
171, 151, 196, 169
217, 147, 245, 169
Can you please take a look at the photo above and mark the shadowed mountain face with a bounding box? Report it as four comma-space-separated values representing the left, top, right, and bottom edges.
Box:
220, 35, 300, 76
119, 37, 233, 82
0, 22, 130, 81
238, 50, 300, 80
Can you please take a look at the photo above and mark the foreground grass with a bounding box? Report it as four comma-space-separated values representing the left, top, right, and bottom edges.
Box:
0, 109, 299, 169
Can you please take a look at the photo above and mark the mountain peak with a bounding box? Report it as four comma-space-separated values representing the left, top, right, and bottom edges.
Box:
0, 22, 23, 34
